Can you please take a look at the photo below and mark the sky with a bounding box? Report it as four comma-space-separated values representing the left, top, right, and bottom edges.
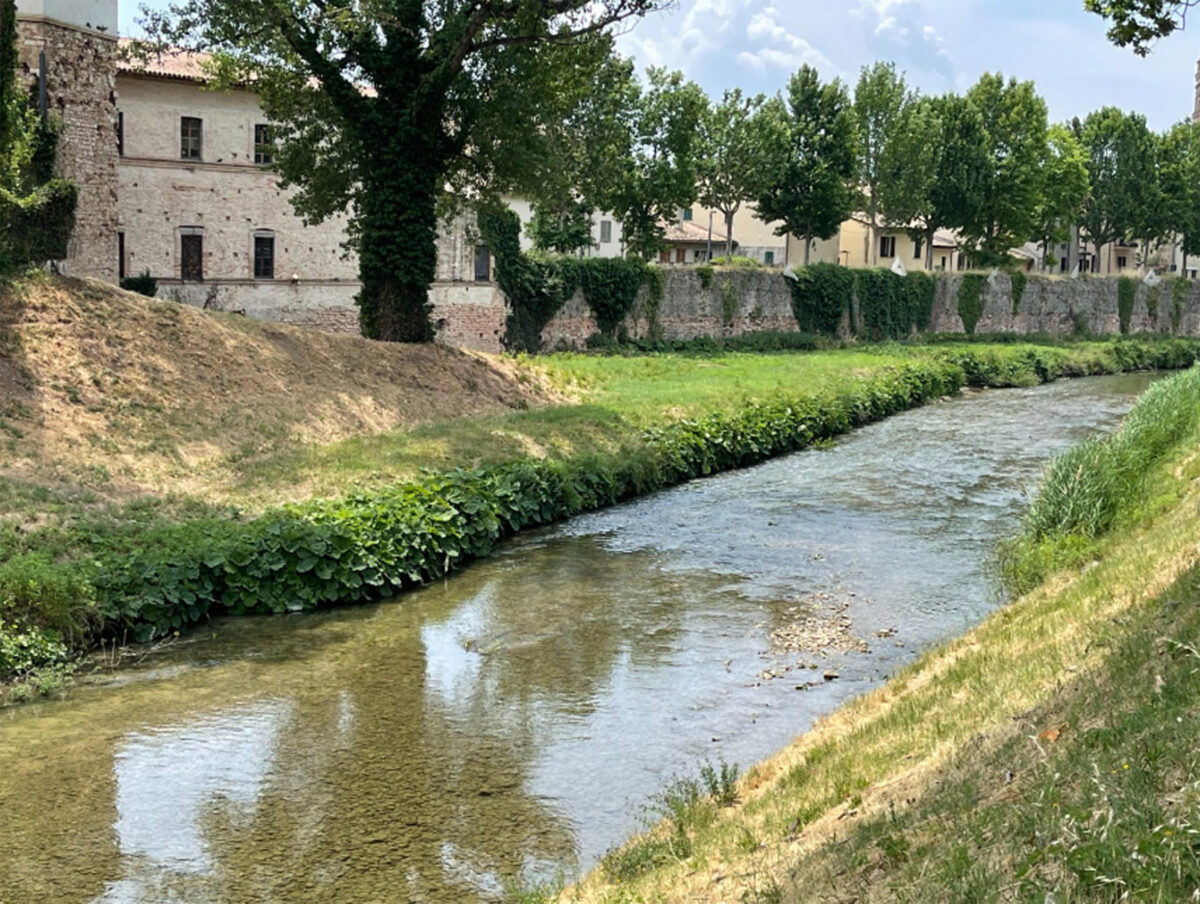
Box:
118, 0, 1200, 131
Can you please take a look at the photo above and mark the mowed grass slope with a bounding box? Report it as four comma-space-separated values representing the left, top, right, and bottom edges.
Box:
565, 366, 1200, 904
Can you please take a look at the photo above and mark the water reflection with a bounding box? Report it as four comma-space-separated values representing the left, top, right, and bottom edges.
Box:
0, 375, 1156, 903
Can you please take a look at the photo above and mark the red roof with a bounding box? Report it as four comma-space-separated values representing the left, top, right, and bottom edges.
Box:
117, 38, 211, 81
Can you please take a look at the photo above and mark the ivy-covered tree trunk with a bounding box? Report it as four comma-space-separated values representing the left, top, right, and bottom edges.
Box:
355, 127, 439, 342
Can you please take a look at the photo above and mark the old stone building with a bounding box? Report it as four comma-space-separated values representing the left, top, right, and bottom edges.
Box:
12, 0, 510, 348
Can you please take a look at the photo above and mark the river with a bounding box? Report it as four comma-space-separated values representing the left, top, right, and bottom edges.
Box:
0, 373, 1155, 903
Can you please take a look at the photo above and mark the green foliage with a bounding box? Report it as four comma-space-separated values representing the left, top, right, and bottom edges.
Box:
120, 270, 158, 298
695, 88, 788, 260
1033, 124, 1091, 262
601, 68, 707, 259
1171, 276, 1190, 333
143, 1, 668, 342
1010, 271, 1027, 315
1118, 275, 1137, 334
526, 201, 596, 255
1147, 284, 1161, 322
719, 280, 738, 327
480, 206, 573, 353
1001, 362, 1200, 594
957, 273, 988, 335
604, 330, 824, 355
710, 255, 762, 268
789, 263, 854, 336
699, 759, 740, 807
855, 269, 935, 339
0, 179, 77, 271
0, 552, 94, 676
854, 62, 909, 257
696, 264, 713, 289
1086, 0, 1190, 54
642, 265, 665, 339
958, 73, 1049, 264
578, 257, 647, 339
1079, 108, 1159, 258
757, 66, 858, 262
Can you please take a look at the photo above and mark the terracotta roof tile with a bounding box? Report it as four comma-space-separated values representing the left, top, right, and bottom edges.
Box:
117, 38, 211, 81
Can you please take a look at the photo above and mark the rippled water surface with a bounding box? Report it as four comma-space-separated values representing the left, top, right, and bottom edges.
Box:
0, 375, 1155, 903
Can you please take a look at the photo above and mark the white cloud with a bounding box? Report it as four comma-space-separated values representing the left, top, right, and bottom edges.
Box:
741, 8, 835, 74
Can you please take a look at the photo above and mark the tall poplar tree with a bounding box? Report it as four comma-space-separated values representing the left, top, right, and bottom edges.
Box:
140, 0, 666, 342
757, 66, 858, 265
853, 62, 908, 265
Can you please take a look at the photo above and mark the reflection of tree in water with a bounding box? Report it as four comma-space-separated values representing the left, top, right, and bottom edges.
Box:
422, 536, 724, 712
0, 534, 738, 903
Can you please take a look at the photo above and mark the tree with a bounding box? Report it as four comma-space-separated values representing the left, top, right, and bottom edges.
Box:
957, 73, 1049, 265
853, 62, 908, 265
1077, 108, 1158, 272
526, 200, 597, 254
757, 66, 858, 265
694, 89, 789, 263
878, 93, 986, 270
1032, 124, 1090, 271
523, 49, 637, 256
601, 67, 706, 259
1085, 0, 1199, 54
141, 0, 665, 342
1159, 120, 1200, 272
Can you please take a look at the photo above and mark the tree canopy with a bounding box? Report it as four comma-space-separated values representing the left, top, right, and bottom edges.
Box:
694, 89, 787, 261
140, 0, 666, 341
853, 62, 909, 265
756, 66, 858, 265
1085, 0, 1199, 53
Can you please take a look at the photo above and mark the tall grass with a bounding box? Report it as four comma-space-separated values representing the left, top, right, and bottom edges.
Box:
1001, 364, 1200, 594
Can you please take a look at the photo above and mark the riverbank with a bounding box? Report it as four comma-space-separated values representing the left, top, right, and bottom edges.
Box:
4, 275, 1200, 699
566, 365, 1200, 903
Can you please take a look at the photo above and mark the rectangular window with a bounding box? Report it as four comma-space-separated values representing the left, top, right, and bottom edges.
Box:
941, 255, 948, 270
1117, 255, 1127, 269
913, 238, 923, 260
254, 235, 274, 279
474, 245, 491, 282
880, 235, 896, 258
675, 247, 686, 264
254, 123, 274, 165
682, 208, 693, 221
180, 116, 202, 160
117, 112, 124, 156
181, 233, 203, 280
600, 220, 612, 244
659, 249, 670, 264
764, 250, 775, 265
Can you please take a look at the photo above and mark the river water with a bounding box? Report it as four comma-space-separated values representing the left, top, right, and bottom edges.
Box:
0, 374, 1154, 904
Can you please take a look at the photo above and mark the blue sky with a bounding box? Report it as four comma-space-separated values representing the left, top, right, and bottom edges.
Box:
119, 0, 1200, 130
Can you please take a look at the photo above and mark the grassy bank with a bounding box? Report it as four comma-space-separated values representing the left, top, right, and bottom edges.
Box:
564, 365, 1200, 904
4, 276, 1200, 699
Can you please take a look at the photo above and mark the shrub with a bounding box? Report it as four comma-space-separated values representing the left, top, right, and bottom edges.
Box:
697, 264, 713, 289
789, 263, 853, 336
120, 270, 158, 297
710, 255, 761, 268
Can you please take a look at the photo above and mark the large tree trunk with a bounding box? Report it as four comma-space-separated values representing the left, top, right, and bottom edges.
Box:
725, 210, 735, 262
803, 227, 812, 265
868, 196, 878, 267
355, 139, 439, 343
925, 226, 935, 270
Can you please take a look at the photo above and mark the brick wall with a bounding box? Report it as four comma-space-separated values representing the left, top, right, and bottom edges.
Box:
15, 18, 118, 282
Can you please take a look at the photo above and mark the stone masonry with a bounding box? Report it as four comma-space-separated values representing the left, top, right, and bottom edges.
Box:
15, 18, 119, 282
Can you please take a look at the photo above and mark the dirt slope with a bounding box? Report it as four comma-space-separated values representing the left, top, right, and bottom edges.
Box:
0, 276, 545, 503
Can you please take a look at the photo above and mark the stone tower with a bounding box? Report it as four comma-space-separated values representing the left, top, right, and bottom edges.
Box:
14, 0, 119, 281
1195, 59, 1200, 122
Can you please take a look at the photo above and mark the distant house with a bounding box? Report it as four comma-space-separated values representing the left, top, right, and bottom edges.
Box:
783, 215, 961, 272
658, 214, 732, 264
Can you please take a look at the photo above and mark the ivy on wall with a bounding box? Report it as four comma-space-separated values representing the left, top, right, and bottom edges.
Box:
1010, 272, 1027, 315
957, 273, 987, 335
479, 206, 653, 352
788, 263, 854, 335
1146, 285, 1160, 324
1172, 277, 1190, 334
1118, 276, 1137, 335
